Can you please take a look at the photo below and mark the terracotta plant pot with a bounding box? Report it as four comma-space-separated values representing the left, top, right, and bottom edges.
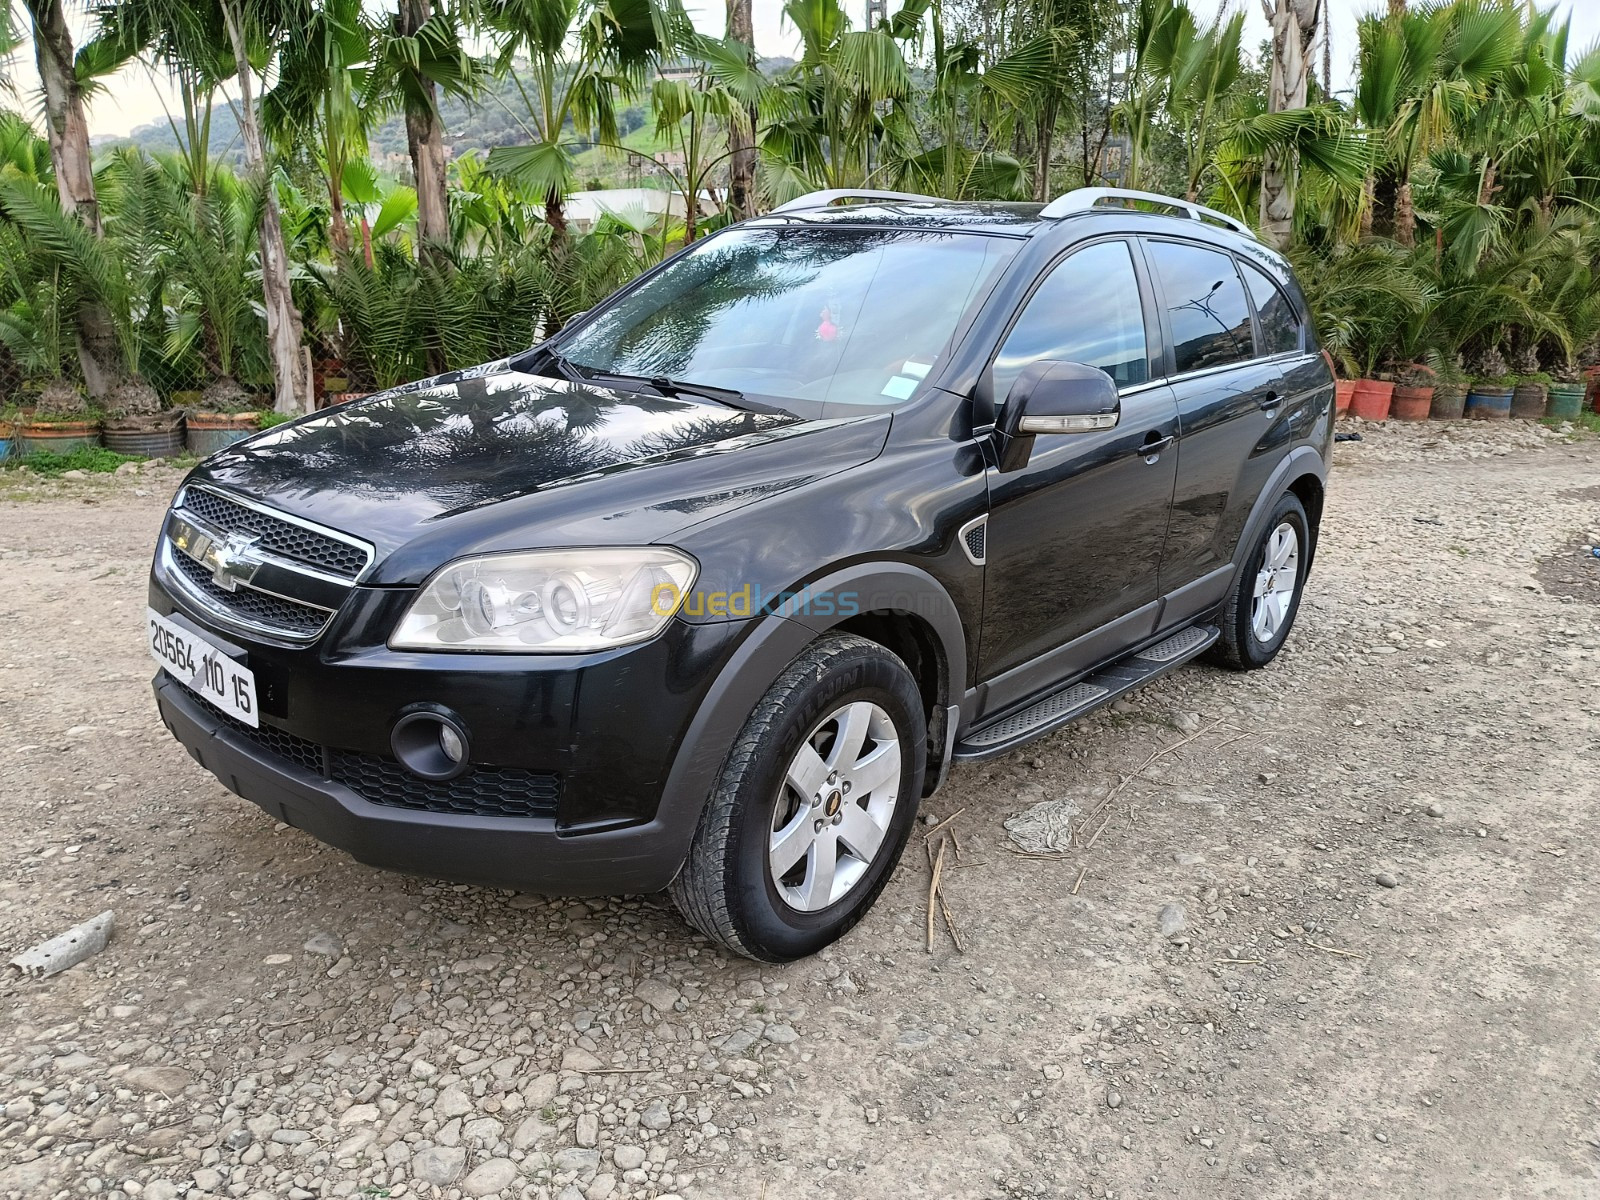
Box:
1349, 378, 1394, 421
21, 418, 102, 455
1546, 384, 1587, 421
1510, 382, 1547, 420
186, 410, 260, 457
1430, 385, 1467, 420
1464, 385, 1513, 420
1334, 379, 1355, 415
1390, 385, 1433, 421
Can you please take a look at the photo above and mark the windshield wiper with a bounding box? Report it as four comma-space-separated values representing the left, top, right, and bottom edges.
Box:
572, 368, 788, 416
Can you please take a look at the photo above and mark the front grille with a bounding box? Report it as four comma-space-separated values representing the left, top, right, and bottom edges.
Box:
182, 487, 370, 578
193, 694, 561, 821
169, 549, 330, 638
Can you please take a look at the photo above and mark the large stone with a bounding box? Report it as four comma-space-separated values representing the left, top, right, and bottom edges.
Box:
512, 1115, 554, 1150
634, 978, 681, 1012
436, 1085, 474, 1119
123, 1065, 192, 1094
576, 1113, 600, 1148
639, 1100, 672, 1130
461, 1157, 519, 1196
612, 1145, 646, 1171
561, 1047, 604, 1073
337, 1103, 382, 1128
554, 1147, 600, 1174
413, 1144, 467, 1185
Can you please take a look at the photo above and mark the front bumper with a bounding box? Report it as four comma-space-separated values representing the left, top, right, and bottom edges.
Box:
156, 673, 694, 894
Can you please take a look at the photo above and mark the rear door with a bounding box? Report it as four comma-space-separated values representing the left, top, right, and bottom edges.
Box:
1141, 239, 1296, 618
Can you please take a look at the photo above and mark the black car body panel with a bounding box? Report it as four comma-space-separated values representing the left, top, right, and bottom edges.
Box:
150, 195, 1333, 895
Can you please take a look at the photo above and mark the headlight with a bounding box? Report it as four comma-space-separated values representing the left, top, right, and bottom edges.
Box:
390, 548, 699, 652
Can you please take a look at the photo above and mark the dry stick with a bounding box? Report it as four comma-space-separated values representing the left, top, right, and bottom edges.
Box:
936, 883, 965, 953
1304, 941, 1365, 959
1070, 866, 1087, 895
1215, 957, 1264, 965
922, 807, 966, 841
926, 838, 948, 953
1075, 719, 1235, 846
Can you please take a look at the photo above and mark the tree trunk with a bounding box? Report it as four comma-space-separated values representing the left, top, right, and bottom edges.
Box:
329, 175, 352, 258
1259, 0, 1321, 250
1371, 162, 1400, 238
31, 0, 118, 397
1395, 179, 1415, 247
399, 0, 450, 261
725, 0, 757, 219
223, 1, 310, 415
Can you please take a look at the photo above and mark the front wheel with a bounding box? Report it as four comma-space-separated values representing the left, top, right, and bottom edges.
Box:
1209, 491, 1311, 670
669, 634, 926, 962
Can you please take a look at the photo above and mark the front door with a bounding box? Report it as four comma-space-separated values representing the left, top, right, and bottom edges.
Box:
977, 239, 1180, 708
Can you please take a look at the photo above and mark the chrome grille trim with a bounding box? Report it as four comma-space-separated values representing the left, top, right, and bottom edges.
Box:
160, 486, 376, 644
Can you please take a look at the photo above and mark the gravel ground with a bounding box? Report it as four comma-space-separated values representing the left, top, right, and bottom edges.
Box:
2, 421, 1599, 1200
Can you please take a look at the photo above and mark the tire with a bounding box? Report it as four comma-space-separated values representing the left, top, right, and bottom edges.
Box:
669, 633, 926, 962
1209, 491, 1311, 671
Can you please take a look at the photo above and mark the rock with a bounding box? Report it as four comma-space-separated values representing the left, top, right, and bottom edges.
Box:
461, 1157, 519, 1196
612, 1145, 646, 1171
436, 1085, 474, 1119
191, 1169, 223, 1192
585, 1173, 617, 1200
512, 1115, 554, 1150
222, 1128, 252, 1151
561, 1047, 605, 1072
1158, 902, 1187, 937
338, 1104, 381, 1127
123, 1065, 191, 1094
263, 953, 292, 965
144, 1181, 178, 1200
762, 1024, 799, 1044
413, 1145, 466, 1185
303, 931, 343, 957
635, 978, 681, 1012
639, 1099, 672, 1130
1376, 872, 1398, 888
1106, 1090, 1123, 1110
1173, 852, 1205, 866
1426, 803, 1445, 818
576, 1112, 600, 1147
554, 1147, 600, 1173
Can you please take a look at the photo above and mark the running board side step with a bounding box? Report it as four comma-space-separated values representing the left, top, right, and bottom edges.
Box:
952, 624, 1219, 762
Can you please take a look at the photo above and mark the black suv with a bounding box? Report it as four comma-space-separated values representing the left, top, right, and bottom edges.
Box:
148, 187, 1332, 961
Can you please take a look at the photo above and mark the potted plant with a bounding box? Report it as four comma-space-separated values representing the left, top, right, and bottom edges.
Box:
186, 376, 265, 456
1333, 376, 1356, 416
1430, 357, 1469, 420
1464, 346, 1514, 420
1508, 345, 1549, 419
1389, 362, 1435, 421
20, 378, 101, 453
1547, 357, 1587, 421
102, 377, 185, 458
0, 401, 18, 461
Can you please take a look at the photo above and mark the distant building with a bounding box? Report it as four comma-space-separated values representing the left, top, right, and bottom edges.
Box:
564, 188, 717, 233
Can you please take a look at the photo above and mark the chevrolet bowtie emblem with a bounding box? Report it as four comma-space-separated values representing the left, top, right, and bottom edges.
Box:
203, 531, 264, 592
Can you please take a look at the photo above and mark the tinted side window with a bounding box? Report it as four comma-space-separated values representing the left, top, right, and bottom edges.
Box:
1241, 260, 1302, 356
991, 240, 1149, 404
1146, 242, 1253, 375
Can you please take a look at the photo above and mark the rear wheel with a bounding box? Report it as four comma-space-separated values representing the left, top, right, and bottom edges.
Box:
1210, 491, 1310, 670
669, 634, 925, 961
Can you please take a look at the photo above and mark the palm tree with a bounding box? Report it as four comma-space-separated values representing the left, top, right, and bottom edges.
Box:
10, 0, 126, 396
481, 0, 682, 237
368, 0, 477, 260
758, 0, 923, 202
724, 0, 757, 218
1260, 0, 1324, 248
262, 0, 370, 260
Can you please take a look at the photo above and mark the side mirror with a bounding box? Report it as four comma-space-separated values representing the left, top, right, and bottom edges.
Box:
994, 360, 1120, 472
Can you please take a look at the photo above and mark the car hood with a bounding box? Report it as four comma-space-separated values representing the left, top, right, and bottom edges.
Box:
190, 361, 891, 585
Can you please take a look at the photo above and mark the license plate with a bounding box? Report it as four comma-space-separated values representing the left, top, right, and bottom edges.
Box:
147, 607, 259, 728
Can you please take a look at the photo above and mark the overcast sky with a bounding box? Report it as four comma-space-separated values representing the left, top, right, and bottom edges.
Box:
5, 0, 1600, 141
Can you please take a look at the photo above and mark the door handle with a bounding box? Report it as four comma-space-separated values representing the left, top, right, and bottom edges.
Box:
1140, 433, 1174, 460
1259, 391, 1284, 412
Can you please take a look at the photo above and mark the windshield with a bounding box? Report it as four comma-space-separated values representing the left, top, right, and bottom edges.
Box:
559, 226, 1018, 418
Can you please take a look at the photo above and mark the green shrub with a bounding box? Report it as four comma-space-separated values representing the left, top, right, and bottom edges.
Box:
8, 446, 145, 476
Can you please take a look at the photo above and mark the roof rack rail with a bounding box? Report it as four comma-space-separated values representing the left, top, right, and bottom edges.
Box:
1040, 187, 1257, 240
769, 188, 943, 214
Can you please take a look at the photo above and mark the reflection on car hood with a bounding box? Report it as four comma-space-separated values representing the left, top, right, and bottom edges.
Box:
189, 361, 890, 578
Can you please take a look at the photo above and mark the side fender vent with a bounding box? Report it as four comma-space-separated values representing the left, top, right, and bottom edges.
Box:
958, 515, 987, 567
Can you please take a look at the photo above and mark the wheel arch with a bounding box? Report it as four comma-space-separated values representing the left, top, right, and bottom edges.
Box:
1230, 448, 1327, 583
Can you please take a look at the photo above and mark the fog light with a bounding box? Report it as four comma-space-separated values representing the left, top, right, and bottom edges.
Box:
391, 710, 471, 781
439, 724, 465, 764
